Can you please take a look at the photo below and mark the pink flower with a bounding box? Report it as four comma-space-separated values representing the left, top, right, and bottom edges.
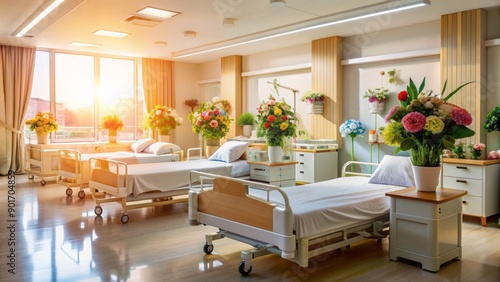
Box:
368, 96, 379, 103
451, 108, 472, 126
385, 105, 401, 122
209, 120, 218, 128
402, 112, 426, 133
488, 150, 499, 159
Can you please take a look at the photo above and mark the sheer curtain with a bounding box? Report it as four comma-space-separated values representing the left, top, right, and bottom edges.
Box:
0, 45, 36, 175
141, 58, 175, 140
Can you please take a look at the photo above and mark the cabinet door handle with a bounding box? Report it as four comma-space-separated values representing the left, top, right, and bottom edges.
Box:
299, 171, 304, 174
462, 200, 467, 204
299, 154, 304, 157
299, 162, 304, 165
254, 168, 265, 171
456, 180, 467, 183
456, 166, 468, 170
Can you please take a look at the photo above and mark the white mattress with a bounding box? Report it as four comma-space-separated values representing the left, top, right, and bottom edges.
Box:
125, 160, 233, 196
82, 151, 179, 163
249, 177, 402, 238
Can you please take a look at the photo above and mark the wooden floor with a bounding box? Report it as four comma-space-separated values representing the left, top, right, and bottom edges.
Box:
1, 175, 499, 282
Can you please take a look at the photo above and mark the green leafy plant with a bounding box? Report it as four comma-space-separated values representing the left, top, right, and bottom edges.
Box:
300, 90, 326, 103
484, 105, 500, 133
237, 112, 255, 126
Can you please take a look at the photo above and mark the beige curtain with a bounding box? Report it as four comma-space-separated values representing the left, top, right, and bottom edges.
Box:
141, 58, 175, 139
0, 45, 36, 175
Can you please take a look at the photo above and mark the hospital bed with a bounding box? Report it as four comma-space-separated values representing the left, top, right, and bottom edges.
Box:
188, 157, 413, 276
58, 148, 182, 198
87, 157, 250, 224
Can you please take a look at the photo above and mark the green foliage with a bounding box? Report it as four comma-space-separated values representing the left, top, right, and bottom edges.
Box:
237, 112, 255, 126
484, 105, 500, 133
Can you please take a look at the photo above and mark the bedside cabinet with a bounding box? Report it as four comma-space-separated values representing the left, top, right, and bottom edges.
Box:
294, 149, 337, 183
386, 187, 467, 272
247, 161, 296, 187
442, 158, 500, 226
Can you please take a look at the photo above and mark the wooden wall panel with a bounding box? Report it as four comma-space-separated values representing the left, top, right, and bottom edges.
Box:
441, 9, 487, 144
311, 36, 342, 145
221, 55, 242, 138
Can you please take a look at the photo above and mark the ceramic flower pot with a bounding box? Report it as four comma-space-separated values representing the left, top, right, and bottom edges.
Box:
268, 146, 283, 163
368, 101, 385, 114
158, 134, 171, 142
412, 165, 440, 192
307, 101, 324, 114
37, 133, 48, 144
242, 125, 252, 138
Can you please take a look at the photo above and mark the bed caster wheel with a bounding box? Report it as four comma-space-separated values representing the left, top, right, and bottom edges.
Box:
66, 188, 73, 196
203, 243, 214, 254
78, 190, 85, 199
121, 214, 129, 224
238, 261, 252, 276
94, 206, 103, 216
41, 180, 46, 186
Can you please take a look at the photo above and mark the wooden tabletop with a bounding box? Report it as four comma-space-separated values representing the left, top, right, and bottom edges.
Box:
246, 161, 298, 166
386, 187, 467, 204
442, 158, 500, 166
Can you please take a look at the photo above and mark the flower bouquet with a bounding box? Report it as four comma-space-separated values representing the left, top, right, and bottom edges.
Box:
25, 112, 59, 134
300, 90, 326, 103
100, 114, 124, 131
147, 105, 183, 135
383, 78, 475, 167
256, 95, 298, 148
189, 97, 231, 141
468, 143, 485, 160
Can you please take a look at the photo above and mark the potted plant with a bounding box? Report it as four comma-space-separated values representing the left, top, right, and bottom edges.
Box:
25, 112, 59, 144
147, 105, 183, 142
484, 105, 500, 133
300, 90, 326, 114
188, 97, 232, 157
100, 114, 124, 143
237, 112, 255, 138
363, 87, 389, 114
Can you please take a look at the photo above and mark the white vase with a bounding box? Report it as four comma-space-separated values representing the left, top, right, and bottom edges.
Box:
268, 146, 283, 163
369, 101, 385, 114
158, 134, 171, 142
307, 101, 324, 114
242, 125, 252, 138
412, 165, 440, 192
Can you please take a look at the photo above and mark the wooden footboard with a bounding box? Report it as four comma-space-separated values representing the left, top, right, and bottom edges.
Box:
198, 178, 275, 231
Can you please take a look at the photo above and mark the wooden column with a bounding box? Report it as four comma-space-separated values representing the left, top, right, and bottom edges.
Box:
221, 55, 242, 138
441, 9, 487, 144
311, 36, 343, 146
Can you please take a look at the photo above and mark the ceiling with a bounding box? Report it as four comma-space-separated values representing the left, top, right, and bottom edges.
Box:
0, 0, 499, 64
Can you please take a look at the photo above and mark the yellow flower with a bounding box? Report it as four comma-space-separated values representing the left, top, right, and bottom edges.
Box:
424, 116, 445, 134
280, 122, 289, 130
273, 106, 282, 116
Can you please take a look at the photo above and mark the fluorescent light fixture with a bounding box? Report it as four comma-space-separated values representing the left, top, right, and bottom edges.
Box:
223, 18, 236, 27
173, 0, 430, 59
93, 29, 130, 38
137, 6, 180, 20
13, 0, 65, 37
70, 42, 101, 47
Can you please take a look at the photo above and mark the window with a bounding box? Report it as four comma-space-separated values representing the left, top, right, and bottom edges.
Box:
25, 51, 141, 142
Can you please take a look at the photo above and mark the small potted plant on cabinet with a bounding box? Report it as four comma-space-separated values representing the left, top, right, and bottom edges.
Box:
237, 112, 255, 137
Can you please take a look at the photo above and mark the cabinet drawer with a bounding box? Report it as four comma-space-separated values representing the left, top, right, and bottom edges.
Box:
462, 195, 482, 216
443, 163, 482, 180
442, 177, 482, 197
250, 164, 295, 182
295, 162, 313, 182
295, 152, 314, 163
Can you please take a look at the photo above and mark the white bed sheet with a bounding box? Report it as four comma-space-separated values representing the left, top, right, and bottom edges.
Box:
249, 177, 403, 238
125, 160, 233, 196
82, 151, 179, 164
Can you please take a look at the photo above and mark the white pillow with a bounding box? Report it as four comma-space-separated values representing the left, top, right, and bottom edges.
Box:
368, 155, 415, 187
208, 141, 249, 163
144, 142, 181, 155
130, 138, 156, 153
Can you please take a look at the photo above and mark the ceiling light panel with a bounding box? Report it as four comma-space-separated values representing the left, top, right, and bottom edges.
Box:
137, 7, 180, 20
93, 29, 130, 38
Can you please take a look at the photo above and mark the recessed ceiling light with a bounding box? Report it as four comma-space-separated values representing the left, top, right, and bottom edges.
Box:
222, 18, 236, 27
184, 31, 197, 38
137, 6, 180, 20
154, 41, 168, 47
93, 29, 129, 38
270, 0, 286, 7
70, 42, 101, 47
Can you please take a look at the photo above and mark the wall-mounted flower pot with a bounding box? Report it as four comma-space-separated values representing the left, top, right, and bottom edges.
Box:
307, 101, 324, 114
368, 101, 385, 114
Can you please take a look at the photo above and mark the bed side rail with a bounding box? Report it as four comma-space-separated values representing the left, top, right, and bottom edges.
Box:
88, 157, 128, 188
187, 147, 202, 161
59, 149, 82, 174
341, 161, 380, 177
